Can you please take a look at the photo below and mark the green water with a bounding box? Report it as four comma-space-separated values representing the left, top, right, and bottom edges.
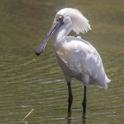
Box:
0, 0, 124, 124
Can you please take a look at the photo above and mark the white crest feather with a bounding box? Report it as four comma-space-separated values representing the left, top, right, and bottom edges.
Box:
57, 8, 91, 34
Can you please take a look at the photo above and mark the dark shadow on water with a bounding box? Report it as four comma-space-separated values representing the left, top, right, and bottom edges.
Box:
66, 112, 71, 124
66, 112, 87, 124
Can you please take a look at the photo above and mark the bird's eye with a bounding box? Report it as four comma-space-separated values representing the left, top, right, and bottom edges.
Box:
56, 15, 64, 22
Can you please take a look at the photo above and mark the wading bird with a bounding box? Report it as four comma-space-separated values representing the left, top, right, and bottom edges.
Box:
35, 8, 111, 117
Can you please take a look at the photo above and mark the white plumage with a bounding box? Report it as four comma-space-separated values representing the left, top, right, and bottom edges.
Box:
54, 8, 111, 88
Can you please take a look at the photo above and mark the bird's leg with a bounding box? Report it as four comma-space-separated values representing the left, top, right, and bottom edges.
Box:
67, 81, 73, 114
82, 86, 87, 117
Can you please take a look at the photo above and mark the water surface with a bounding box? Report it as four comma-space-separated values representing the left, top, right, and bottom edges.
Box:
0, 0, 124, 124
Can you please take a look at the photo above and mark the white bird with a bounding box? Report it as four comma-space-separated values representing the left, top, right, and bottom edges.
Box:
35, 8, 111, 117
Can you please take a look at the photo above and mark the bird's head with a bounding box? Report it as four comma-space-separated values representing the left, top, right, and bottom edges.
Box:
35, 8, 91, 56
55, 8, 91, 34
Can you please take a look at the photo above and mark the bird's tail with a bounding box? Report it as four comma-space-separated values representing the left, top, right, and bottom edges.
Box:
104, 76, 111, 89
106, 76, 111, 84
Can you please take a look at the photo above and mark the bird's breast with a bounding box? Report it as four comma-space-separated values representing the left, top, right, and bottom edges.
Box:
55, 43, 73, 63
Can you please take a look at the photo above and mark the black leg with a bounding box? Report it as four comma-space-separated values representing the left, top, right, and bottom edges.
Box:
67, 81, 73, 114
82, 86, 87, 117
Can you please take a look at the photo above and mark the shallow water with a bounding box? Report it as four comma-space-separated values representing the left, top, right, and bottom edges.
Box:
0, 0, 124, 124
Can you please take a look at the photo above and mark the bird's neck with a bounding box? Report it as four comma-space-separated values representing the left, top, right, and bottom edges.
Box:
55, 23, 72, 45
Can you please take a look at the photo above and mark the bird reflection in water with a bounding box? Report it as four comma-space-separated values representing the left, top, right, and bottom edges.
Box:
66, 111, 87, 124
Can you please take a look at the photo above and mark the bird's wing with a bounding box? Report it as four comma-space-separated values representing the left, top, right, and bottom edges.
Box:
56, 37, 101, 73
56, 37, 110, 87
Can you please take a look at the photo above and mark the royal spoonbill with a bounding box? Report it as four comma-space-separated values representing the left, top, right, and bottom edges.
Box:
35, 8, 111, 116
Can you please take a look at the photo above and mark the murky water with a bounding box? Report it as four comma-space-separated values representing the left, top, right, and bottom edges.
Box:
0, 0, 124, 124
